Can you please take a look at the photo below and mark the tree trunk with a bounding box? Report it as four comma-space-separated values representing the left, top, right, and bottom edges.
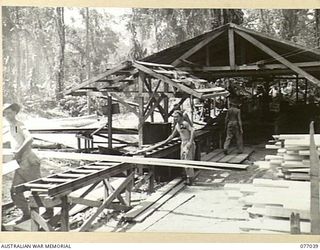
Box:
85, 7, 92, 114
15, 7, 21, 103
56, 7, 65, 100
260, 10, 271, 33
315, 9, 320, 47
281, 9, 299, 41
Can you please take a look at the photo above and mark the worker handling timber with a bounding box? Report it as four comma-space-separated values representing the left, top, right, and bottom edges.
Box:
3, 103, 53, 223
163, 110, 195, 185
223, 100, 243, 155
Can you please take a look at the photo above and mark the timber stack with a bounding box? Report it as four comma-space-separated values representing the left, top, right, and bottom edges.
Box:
255, 134, 319, 181
225, 178, 312, 234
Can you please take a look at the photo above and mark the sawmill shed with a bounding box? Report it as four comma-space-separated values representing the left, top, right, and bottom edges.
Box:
3, 23, 320, 235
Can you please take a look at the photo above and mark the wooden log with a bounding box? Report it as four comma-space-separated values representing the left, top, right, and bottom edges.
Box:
36, 150, 249, 170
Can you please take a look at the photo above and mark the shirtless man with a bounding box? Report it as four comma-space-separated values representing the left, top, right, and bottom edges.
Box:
3, 103, 53, 223
163, 110, 195, 185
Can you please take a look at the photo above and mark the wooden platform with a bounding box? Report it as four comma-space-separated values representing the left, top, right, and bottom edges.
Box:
201, 147, 253, 164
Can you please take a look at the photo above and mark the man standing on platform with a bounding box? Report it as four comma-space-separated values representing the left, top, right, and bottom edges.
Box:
3, 103, 53, 224
223, 100, 243, 155
163, 110, 195, 185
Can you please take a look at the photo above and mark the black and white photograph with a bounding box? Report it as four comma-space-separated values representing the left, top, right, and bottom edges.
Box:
2, 5, 320, 237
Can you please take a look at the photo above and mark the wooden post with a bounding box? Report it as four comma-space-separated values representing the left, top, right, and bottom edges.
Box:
228, 28, 236, 70
296, 75, 299, 103
305, 79, 308, 103
30, 207, 40, 231
138, 72, 145, 148
206, 45, 210, 66
163, 82, 169, 123
309, 121, 320, 234
190, 95, 194, 124
148, 166, 155, 194
60, 195, 69, 232
77, 137, 81, 151
108, 94, 113, 149
125, 168, 133, 206
290, 212, 301, 234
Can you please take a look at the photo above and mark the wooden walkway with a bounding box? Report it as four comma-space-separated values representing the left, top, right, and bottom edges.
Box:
201, 147, 253, 164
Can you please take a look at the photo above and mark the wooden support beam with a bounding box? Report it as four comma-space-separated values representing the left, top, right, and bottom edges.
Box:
228, 28, 236, 70
30, 207, 40, 231
235, 30, 320, 87
138, 72, 145, 148
68, 196, 102, 207
109, 93, 139, 117
178, 61, 320, 72
60, 196, 69, 232
171, 30, 224, 66
309, 121, 320, 234
79, 172, 134, 231
138, 95, 164, 130
296, 75, 299, 103
290, 212, 301, 234
30, 210, 54, 232
133, 61, 202, 99
107, 94, 113, 149
168, 97, 187, 117
135, 60, 174, 69
29, 194, 62, 208
163, 83, 169, 122
64, 61, 131, 95
125, 169, 134, 206
305, 79, 308, 103
234, 24, 320, 57
144, 79, 161, 115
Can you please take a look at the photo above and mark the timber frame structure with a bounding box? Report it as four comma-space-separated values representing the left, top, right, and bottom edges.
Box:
143, 23, 320, 85
65, 60, 229, 147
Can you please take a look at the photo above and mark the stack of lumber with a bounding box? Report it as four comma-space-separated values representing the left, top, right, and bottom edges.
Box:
224, 178, 313, 234
255, 134, 320, 181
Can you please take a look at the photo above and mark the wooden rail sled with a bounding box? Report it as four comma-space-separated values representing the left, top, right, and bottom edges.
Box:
14, 161, 135, 232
